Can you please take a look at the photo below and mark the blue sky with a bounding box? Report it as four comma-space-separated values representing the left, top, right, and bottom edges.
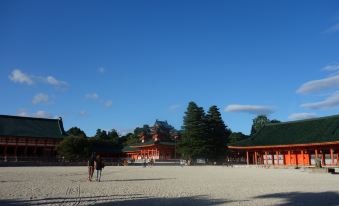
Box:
1, 0, 339, 136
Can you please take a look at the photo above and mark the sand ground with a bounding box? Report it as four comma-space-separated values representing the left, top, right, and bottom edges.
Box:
0, 166, 339, 206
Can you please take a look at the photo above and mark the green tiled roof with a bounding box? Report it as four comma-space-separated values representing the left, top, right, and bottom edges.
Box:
0, 115, 66, 139
229, 115, 339, 147
129, 140, 175, 147
122, 146, 140, 152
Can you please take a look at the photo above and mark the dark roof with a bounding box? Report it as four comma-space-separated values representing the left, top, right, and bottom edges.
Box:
122, 146, 140, 152
0, 115, 66, 139
129, 140, 175, 147
229, 115, 339, 147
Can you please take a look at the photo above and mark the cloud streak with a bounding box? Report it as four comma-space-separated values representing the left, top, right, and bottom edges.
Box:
32, 93, 49, 105
288, 113, 317, 120
322, 63, 339, 72
104, 100, 112, 107
301, 92, 339, 109
324, 23, 339, 33
85, 93, 99, 100
9, 69, 68, 88
225, 104, 275, 115
296, 74, 339, 94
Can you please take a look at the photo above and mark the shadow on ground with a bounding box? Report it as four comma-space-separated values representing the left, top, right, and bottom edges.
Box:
103, 178, 175, 182
254, 191, 339, 206
0, 195, 231, 206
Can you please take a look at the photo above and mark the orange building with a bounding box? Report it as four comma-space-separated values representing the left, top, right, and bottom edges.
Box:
0, 115, 66, 162
124, 120, 178, 160
228, 115, 339, 167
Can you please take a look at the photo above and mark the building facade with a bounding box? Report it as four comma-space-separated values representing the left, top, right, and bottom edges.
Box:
228, 115, 339, 167
0, 115, 66, 162
124, 120, 178, 160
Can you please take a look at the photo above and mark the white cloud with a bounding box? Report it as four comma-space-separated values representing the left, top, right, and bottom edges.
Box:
79, 111, 87, 116
104, 100, 113, 107
324, 23, 339, 33
301, 92, 339, 109
98, 67, 105, 73
85, 93, 99, 100
8, 69, 68, 88
225, 104, 275, 115
288, 113, 317, 120
17, 109, 29, 117
32, 93, 49, 104
34, 110, 52, 118
296, 74, 339, 94
9, 69, 34, 85
322, 63, 339, 72
169, 104, 181, 111
45, 76, 68, 87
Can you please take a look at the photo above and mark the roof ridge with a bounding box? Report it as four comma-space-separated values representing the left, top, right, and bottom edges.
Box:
265, 114, 339, 126
0, 114, 58, 121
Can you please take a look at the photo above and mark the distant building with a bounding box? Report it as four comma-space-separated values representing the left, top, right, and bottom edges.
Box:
0, 115, 66, 162
228, 115, 339, 167
124, 120, 178, 160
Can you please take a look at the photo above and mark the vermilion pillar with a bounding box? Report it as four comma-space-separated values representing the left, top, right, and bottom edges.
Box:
254, 151, 258, 165
276, 151, 279, 165
301, 150, 304, 166
265, 151, 268, 165
330, 148, 334, 166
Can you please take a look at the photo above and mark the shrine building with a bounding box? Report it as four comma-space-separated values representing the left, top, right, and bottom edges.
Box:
124, 120, 178, 160
228, 115, 339, 167
0, 115, 66, 162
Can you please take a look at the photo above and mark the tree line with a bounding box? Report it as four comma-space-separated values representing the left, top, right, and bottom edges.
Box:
57, 101, 279, 161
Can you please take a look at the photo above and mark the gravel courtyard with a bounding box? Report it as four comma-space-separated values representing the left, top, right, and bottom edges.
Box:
0, 166, 339, 206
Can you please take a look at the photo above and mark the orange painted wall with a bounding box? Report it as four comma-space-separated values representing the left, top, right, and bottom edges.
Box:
283, 153, 310, 165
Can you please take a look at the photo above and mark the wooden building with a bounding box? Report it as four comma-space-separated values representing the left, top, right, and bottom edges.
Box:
228, 115, 339, 167
0, 115, 66, 162
124, 120, 177, 160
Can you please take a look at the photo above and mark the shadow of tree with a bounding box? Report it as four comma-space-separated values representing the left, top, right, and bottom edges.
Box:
0, 195, 231, 206
254, 191, 339, 206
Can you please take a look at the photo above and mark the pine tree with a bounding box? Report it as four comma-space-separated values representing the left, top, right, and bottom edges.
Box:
206, 105, 231, 161
250, 115, 270, 135
178, 101, 210, 160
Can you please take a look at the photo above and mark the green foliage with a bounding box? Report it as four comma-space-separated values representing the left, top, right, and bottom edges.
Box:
228, 132, 248, 144
133, 124, 151, 139
67, 127, 87, 138
119, 133, 139, 146
250, 115, 270, 135
56, 135, 91, 160
178, 101, 210, 160
206, 105, 232, 160
94, 129, 109, 140
107, 129, 119, 145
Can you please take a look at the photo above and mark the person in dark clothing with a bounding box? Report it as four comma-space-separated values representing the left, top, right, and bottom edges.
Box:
94, 155, 104, 182
88, 153, 95, 181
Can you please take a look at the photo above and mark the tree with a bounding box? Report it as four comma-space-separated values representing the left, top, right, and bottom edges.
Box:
270, 119, 281, 124
94, 129, 108, 140
67, 127, 87, 138
206, 105, 232, 161
228, 132, 248, 144
107, 129, 119, 145
56, 135, 91, 160
178, 102, 210, 160
250, 115, 270, 135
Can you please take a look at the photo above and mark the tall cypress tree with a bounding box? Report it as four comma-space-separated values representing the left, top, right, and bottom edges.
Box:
206, 105, 231, 161
178, 101, 210, 160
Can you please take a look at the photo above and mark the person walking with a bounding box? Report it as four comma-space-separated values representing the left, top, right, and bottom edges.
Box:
88, 153, 95, 181
94, 154, 104, 182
